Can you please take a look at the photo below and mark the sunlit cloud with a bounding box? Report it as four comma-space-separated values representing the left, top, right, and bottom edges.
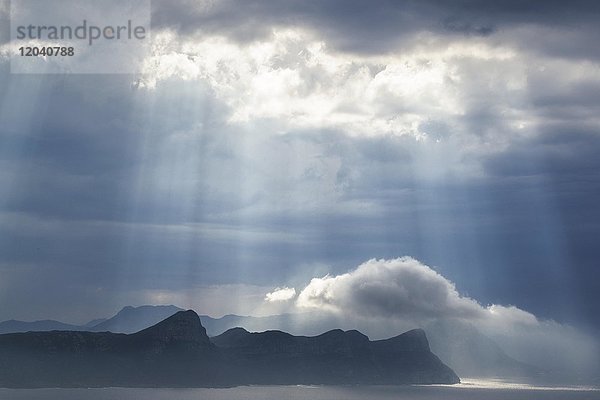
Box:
136, 28, 530, 142
265, 286, 297, 302
295, 257, 538, 330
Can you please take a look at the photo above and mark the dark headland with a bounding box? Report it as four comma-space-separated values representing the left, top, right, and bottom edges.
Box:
0, 310, 459, 388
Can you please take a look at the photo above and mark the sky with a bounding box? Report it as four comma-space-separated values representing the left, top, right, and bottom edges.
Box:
0, 1, 599, 369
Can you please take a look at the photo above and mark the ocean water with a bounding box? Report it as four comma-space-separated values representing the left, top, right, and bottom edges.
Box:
1, 381, 599, 400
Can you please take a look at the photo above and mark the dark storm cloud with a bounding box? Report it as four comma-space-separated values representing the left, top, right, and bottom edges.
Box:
152, 0, 600, 57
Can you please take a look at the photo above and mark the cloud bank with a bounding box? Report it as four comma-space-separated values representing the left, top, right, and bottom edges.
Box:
137, 28, 517, 142
290, 257, 598, 374
296, 257, 538, 331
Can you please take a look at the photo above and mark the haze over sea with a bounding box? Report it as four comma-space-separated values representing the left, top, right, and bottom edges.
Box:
1, 381, 599, 400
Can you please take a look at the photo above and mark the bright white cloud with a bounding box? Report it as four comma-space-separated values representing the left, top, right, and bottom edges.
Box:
296, 257, 484, 318
296, 257, 538, 330
137, 28, 532, 141
265, 286, 297, 302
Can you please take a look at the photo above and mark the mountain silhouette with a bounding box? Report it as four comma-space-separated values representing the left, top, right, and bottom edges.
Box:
199, 311, 541, 380
0, 311, 459, 388
0, 319, 85, 334
0, 305, 184, 335
0, 305, 542, 381
211, 326, 458, 385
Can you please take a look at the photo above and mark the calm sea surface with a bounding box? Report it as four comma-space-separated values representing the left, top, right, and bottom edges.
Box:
1, 381, 599, 400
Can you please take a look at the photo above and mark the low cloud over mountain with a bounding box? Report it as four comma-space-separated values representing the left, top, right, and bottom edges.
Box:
266, 257, 599, 376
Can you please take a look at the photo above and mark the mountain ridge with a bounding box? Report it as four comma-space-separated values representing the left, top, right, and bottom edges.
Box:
0, 305, 541, 381
0, 305, 185, 335
0, 319, 86, 334
0, 310, 459, 388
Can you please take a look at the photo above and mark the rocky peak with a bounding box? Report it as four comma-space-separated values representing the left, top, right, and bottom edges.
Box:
134, 310, 212, 346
